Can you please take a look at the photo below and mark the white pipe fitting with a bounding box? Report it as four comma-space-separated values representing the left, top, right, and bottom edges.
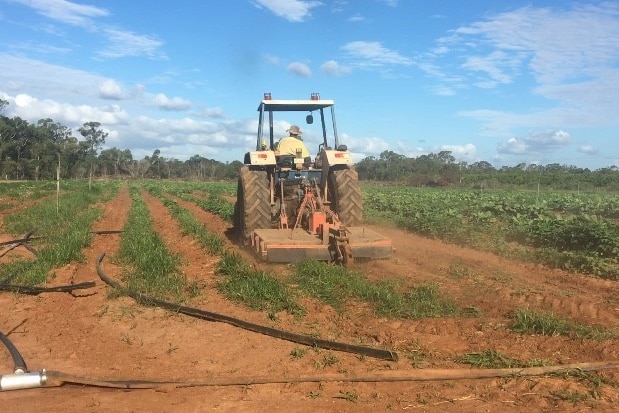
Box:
0, 370, 46, 391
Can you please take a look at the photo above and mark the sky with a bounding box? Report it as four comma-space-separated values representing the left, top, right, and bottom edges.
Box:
1, 0, 618, 169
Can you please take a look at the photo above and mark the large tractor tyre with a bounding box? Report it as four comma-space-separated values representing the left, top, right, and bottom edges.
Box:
236, 167, 271, 243
328, 168, 363, 227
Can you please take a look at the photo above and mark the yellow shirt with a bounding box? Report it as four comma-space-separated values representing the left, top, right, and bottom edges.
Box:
276, 136, 310, 158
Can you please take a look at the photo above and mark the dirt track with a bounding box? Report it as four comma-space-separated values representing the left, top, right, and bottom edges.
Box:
2, 185, 619, 412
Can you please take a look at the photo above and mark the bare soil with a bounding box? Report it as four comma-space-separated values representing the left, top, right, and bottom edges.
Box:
2, 185, 619, 412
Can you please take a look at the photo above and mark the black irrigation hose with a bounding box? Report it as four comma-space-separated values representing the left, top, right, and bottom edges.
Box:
90, 230, 124, 235
0, 236, 43, 247
0, 230, 41, 260
0, 281, 96, 295
0, 330, 28, 373
96, 252, 398, 362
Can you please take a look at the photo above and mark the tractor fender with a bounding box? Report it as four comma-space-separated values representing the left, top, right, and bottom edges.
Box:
318, 149, 353, 192
244, 151, 277, 166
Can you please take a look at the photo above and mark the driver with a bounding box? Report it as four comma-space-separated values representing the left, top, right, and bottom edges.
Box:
276, 125, 310, 158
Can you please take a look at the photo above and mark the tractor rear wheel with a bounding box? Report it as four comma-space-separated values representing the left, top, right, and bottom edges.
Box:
235, 166, 271, 243
328, 168, 363, 226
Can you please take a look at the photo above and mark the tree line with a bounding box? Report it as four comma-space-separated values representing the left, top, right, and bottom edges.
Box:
0, 99, 242, 181
2, 98, 618, 189
356, 150, 619, 191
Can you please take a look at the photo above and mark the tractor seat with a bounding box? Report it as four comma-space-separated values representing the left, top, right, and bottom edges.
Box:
277, 155, 312, 169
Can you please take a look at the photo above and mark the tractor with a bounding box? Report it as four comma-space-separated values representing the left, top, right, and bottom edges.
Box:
234, 93, 392, 264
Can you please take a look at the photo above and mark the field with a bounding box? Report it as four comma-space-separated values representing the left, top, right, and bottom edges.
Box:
2, 180, 619, 412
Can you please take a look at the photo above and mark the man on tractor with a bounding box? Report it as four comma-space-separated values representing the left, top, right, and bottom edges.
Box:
275, 125, 310, 158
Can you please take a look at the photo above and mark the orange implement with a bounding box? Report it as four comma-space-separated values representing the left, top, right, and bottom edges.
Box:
250, 227, 393, 263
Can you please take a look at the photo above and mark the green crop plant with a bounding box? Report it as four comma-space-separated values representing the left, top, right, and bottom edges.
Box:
159, 181, 235, 222
216, 251, 304, 316
0, 181, 114, 284
150, 190, 225, 255
363, 185, 619, 279
116, 186, 189, 301
292, 260, 460, 318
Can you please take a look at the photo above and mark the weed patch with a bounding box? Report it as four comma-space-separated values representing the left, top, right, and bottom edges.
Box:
216, 251, 304, 316
456, 349, 551, 368
511, 308, 613, 340
293, 260, 460, 318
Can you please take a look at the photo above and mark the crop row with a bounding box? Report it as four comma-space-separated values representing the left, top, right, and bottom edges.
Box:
363, 185, 619, 279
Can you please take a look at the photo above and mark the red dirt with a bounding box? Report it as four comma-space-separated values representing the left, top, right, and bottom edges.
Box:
2, 184, 619, 412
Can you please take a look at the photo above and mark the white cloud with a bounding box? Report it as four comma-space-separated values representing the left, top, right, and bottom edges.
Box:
498, 130, 571, 155
439, 143, 477, 160
201, 107, 226, 119
12, 0, 108, 26
498, 138, 528, 155
0, 55, 256, 161
453, 4, 619, 84
420, 1, 619, 143
379, 0, 399, 7
7, 92, 129, 126
264, 54, 281, 65
99, 79, 123, 100
578, 145, 599, 155
461, 50, 522, 87
153, 93, 191, 111
341, 134, 391, 161
253, 0, 322, 22
342, 41, 413, 67
432, 85, 456, 96
320, 60, 350, 76
287, 61, 312, 77
348, 13, 365, 22
127, 117, 256, 155
0, 54, 102, 98
98, 29, 165, 59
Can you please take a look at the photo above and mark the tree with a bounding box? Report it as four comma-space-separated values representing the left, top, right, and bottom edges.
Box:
78, 122, 108, 188
470, 161, 495, 172
0, 99, 8, 115
79, 121, 107, 155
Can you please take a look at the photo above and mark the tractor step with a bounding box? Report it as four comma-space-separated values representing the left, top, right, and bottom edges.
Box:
250, 227, 393, 263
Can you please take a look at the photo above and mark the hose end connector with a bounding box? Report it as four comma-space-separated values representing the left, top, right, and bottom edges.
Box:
0, 370, 47, 391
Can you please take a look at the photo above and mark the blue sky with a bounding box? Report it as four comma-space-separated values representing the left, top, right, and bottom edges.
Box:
1, 0, 618, 169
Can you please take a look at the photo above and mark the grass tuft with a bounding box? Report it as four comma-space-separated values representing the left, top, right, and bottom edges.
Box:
511, 308, 613, 340
456, 349, 551, 368
293, 260, 460, 318
216, 251, 304, 316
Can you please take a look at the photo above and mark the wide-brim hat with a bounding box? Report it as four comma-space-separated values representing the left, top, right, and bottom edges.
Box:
287, 125, 303, 135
